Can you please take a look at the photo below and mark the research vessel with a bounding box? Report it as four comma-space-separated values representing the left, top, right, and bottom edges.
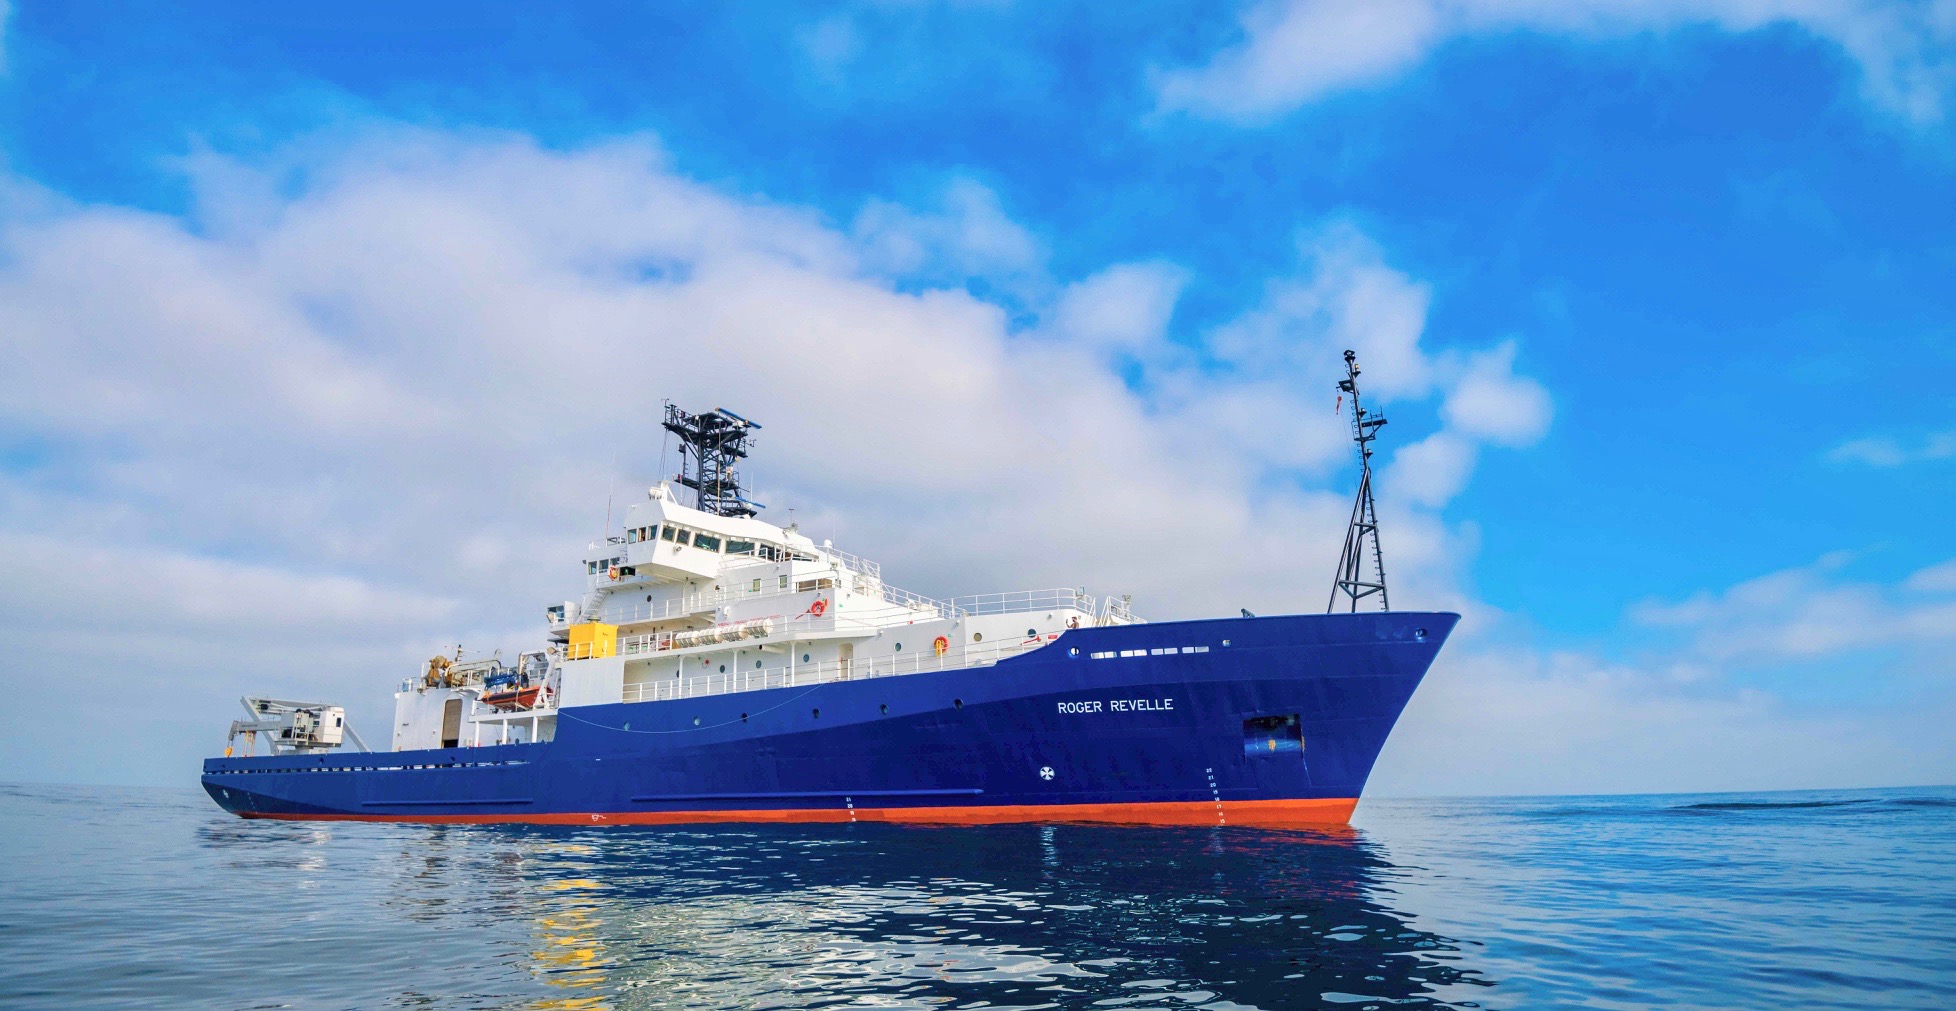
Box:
203, 353, 1455, 827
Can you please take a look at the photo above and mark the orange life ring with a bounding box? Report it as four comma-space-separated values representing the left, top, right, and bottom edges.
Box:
932, 635, 949, 656
606, 566, 620, 581
809, 598, 828, 617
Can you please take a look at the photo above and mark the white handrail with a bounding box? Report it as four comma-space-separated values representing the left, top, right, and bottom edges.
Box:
817, 545, 881, 580
620, 634, 1061, 704
950, 588, 1097, 617
560, 576, 961, 629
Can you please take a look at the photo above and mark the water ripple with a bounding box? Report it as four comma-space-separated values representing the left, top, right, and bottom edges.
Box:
1, 785, 1952, 1009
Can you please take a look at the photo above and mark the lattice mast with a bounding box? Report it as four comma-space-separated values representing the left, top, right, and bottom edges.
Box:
662, 405, 764, 518
1328, 350, 1390, 612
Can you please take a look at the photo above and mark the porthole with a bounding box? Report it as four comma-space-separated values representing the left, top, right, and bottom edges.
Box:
740, 712, 749, 722
811, 708, 821, 719
1415, 627, 1428, 641
622, 723, 631, 731
895, 642, 903, 652
803, 653, 811, 663
755, 660, 763, 669
1222, 639, 1231, 647
879, 703, 889, 715
953, 698, 964, 709
972, 633, 983, 643
719, 664, 726, 673
692, 717, 701, 726
1027, 628, 1036, 637
1068, 647, 1079, 658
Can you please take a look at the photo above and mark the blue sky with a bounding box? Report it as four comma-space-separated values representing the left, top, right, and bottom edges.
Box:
1, 1, 1952, 791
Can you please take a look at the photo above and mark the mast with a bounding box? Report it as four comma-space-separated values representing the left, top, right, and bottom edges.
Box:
1328, 350, 1390, 613
661, 405, 764, 518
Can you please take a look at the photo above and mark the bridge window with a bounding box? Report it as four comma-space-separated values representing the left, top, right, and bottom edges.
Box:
673, 529, 691, 546
661, 525, 676, 542
694, 533, 722, 552
727, 539, 754, 555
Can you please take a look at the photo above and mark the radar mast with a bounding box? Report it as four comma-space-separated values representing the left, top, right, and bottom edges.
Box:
1328, 350, 1390, 612
662, 405, 763, 518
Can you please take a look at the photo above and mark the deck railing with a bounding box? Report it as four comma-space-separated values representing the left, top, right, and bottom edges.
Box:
949, 587, 1096, 617
620, 634, 1061, 704
816, 545, 881, 580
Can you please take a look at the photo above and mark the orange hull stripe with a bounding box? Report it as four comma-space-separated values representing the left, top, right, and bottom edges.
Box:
238, 797, 1359, 828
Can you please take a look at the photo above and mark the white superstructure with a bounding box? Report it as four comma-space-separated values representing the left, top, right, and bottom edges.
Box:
385, 480, 1141, 753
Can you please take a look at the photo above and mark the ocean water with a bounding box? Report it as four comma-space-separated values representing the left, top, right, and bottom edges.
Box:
1, 784, 1951, 1009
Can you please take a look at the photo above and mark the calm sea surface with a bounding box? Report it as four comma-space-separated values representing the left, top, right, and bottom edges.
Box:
1, 783, 1951, 1009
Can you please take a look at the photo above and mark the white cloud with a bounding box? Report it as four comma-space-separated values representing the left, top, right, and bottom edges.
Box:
0, 130, 1544, 785
1826, 430, 1956, 467
1158, 0, 1447, 122
852, 176, 1043, 288
0, 532, 457, 637
1385, 431, 1478, 509
1050, 261, 1188, 352
1632, 554, 1956, 662
1906, 556, 1956, 593
1157, 0, 1956, 126
1206, 224, 1436, 399
1372, 637, 1956, 796
1440, 340, 1552, 447
799, 14, 864, 85
14, 126, 1939, 800
1376, 548, 1956, 796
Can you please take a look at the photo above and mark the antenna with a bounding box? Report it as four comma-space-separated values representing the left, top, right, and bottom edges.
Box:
662, 405, 764, 517
1328, 349, 1390, 613
656, 398, 672, 493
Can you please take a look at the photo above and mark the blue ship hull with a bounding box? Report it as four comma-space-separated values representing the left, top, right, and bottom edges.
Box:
203, 612, 1455, 827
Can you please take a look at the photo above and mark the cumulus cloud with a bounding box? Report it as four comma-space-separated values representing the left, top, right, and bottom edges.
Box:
852, 176, 1043, 289
1373, 637, 1956, 796
1206, 224, 1435, 399
1157, 0, 1956, 125
1375, 547, 1956, 796
1385, 432, 1478, 509
1440, 340, 1552, 447
1906, 556, 1956, 593
14, 126, 1932, 799
0, 532, 457, 637
1050, 261, 1188, 352
798, 13, 864, 85
0, 129, 1553, 784
1826, 430, 1956, 467
1632, 554, 1956, 662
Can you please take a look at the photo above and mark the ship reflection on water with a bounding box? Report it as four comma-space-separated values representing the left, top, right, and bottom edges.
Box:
393, 823, 1497, 1010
